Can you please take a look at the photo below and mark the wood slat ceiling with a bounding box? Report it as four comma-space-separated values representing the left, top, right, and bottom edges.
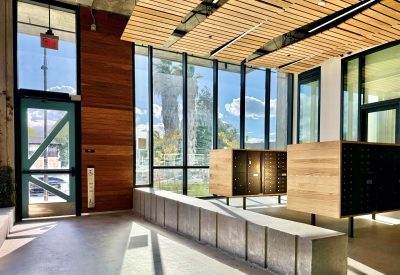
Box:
211, 0, 360, 62
248, 0, 400, 73
170, 0, 362, 60
121, 0, 202, 47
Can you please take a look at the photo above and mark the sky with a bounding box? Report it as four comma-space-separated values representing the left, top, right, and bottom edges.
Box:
18, 32, 76, 137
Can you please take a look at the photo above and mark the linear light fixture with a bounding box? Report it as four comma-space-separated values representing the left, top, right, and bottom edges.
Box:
211, 20, 266, 56
308, 0, 376, 33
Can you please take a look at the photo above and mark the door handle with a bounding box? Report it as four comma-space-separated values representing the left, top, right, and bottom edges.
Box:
71, 167, 75, 177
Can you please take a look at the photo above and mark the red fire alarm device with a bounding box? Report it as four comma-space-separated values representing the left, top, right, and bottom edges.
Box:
40, 33, 59, 50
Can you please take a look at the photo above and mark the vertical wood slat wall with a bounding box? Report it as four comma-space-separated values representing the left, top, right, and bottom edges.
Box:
80, 8, 133, 212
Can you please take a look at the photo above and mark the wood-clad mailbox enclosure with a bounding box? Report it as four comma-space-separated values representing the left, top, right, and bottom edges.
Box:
209, 149, 287, 197
287, 141, 400, 219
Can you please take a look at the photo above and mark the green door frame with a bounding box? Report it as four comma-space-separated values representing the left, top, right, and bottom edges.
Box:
20, 98, 76, 218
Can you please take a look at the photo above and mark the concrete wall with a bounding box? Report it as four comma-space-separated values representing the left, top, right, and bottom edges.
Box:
0, 0, 14, 168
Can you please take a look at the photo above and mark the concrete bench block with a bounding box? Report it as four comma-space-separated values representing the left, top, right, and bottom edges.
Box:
0, 207, 15, 249
297, 234, 348, 275
156, 195, 165, 226
164, 198, 178, 231
267, 228, 296, 275
133, 189, 141, 215
143, 192, 152, 220
200, 208, 217, 247
150, 193, 157, 222
140, 192, 146, 216
178, 202, 200, 240
247, 222, 267, 268
217, 214, 247, 260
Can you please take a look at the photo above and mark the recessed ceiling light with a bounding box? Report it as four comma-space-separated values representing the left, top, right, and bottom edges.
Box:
318, 1, 326, 6
212, 0, 219, 3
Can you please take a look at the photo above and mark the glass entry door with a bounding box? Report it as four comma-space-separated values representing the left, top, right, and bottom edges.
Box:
361, 103, 400, 143
21, 99, 76, 218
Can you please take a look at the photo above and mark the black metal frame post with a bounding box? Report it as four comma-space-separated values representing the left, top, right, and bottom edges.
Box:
182, 52, 188, 195
226, 197, 229, 205
348, 217, 354, 238
243, 197, 246, 210
278, 195, 281, 204
311, 214, 316, 226
265, 69, 271, 149
240, 61, 246, 149
213, 60, 218, 149
148, 46, 154, 186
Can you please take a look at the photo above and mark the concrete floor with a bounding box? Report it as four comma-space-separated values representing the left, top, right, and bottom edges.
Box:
0, 196, 399, 275
0, 211, 270, 275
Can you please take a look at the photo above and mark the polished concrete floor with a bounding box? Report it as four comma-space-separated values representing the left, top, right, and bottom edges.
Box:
0, 196, 399, 275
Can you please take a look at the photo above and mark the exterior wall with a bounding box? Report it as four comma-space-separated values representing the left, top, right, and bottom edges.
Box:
0, 0, 14, 168
80, 8, 133, 212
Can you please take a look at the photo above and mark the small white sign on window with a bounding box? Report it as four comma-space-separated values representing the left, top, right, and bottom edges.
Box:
88, 167, 95, 208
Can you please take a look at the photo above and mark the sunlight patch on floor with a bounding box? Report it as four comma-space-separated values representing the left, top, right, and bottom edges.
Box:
348, 258, 385, 275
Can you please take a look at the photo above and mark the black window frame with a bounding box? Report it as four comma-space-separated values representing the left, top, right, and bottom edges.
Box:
340, 40, 400, 141
297, 67, 321, 144
133, 45, 295, 198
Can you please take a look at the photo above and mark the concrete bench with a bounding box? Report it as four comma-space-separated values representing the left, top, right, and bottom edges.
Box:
133, 188, 347, 275
0, 207, 15, 249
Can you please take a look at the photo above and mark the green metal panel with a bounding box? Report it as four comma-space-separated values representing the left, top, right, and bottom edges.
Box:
20, 99, 76, 218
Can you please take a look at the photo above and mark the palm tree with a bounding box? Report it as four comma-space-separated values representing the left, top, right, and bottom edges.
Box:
153, 59, 201, 165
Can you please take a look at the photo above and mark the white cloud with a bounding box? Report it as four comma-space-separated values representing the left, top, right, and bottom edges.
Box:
153, 104, 162, 119
218, 108, 224, 119
136, 107, 147, 115
136, 123, 149, 133
246, 138, 264, 143
270, 99, 277, 118
225, 98, 240, 116
48, 85, 76, 95
225, 97, 277, 119
153, 123, 165, 136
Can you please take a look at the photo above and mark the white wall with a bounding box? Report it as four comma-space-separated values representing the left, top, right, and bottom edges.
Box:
319, 57, 342, 142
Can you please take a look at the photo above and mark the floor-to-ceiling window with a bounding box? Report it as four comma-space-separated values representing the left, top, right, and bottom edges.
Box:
135, 45, 149, 186
298, 67, 320, 143
187, 56, 213, 196
342, 58, 359, 141
245, 67, 266, 149
134, 45, 293, 196
218, 62, 240, 149
152, 49, 183, 193
342, 42, 400, 143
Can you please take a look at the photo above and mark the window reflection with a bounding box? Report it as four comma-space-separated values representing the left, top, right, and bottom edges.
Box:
364, 44, 400, 104
343, 58, 359, 141
153, 50, 183, 166
298, 69, 320, 144
187, 57, 213, 166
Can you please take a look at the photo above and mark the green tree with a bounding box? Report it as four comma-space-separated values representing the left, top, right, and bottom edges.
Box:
28, 127, 39, 137
195, 86, 239, 149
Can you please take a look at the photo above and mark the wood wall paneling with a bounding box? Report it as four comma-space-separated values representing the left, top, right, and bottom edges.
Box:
80, 8, 133, 213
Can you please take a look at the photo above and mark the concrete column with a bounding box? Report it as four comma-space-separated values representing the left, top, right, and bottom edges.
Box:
276, 72, 288, 150
0, 0, 14, 168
